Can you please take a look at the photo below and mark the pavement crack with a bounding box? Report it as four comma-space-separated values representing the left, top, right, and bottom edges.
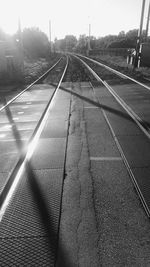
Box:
57, 86, 100, 266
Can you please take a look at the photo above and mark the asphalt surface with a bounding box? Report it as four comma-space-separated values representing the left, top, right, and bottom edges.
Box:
58, 81, 150, 266
1, 81, 150, 266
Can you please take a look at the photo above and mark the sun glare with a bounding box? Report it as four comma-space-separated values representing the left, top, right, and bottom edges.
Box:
0, 0, 145, 40
0, 0, 20, 34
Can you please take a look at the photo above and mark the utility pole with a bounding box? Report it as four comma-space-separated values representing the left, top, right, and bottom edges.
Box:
134, 0, 146, 68
89, 23, 91, 38
87, 23, 91, 56
49, 20, 52, 53
89, 23, 91, 48
145, 0, 150, 41
17, 17, 24, 76
18, 18, 23, 49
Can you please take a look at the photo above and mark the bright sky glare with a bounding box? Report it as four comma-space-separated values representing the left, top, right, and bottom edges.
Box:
0, 0, 149, 40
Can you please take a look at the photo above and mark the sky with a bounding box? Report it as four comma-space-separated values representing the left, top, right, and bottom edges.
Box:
0, 0, 149, 41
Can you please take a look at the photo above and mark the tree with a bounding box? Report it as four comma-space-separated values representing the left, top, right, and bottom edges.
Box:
54, 38, 66, 52
118, 31, 126, 38
22, 27, 50, 58
125, 29, 138, 39
54, 35, 77, 52
64, 35, 77, 51
75, 35, 88, 53
0, 28, 10, 41
94, 35, 118, 49
108, 39, 135, 48
108, 29, 147, 48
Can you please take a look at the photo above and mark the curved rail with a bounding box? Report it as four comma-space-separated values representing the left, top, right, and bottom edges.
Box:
76, 53, 150, 92
74, 54, 150, 140
0, 57, 63, 112
0, 55, 69, 220
73, 54, 150, 217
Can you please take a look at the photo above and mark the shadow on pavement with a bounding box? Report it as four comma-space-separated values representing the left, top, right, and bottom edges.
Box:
26, 162, 72, 266
3, 97, 24, 153
2, 97, 72, 266
50, 82, 150, 131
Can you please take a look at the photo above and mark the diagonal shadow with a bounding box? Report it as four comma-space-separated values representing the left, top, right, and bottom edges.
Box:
3, 97, 24, 154
26, 162, 72, 266
1, 97, 72, 266
49, 82, 150, 131
2, 80, 150, 265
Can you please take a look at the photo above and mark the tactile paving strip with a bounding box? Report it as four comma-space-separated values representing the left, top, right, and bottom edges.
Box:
0, 153, 19, 173
0, 168, 64, 266
0, 236, 55, 267
0, 82, 71, 266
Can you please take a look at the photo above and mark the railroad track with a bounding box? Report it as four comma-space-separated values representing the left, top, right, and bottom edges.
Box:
1, 52, 150, 265
68, 54, 150, 217
0, 55, 68, 218
0, 55, 72, 266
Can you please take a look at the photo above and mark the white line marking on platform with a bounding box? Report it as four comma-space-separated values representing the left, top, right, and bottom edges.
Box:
0, 134, 6, 138
84, 107, 99, 109
90, 157, 122, 161
0, 138, 28, 142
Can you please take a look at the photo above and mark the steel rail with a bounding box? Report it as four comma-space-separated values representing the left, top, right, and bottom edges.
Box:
74, 54, 150, 217
74, 55, 150, 140
76, 54, 150, 92
90, 81, 150, 217
0, 57, 63, 112
0, 55, 69, 221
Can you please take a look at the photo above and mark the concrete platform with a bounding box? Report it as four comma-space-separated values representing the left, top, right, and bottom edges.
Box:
1, 81, 150, 266
57, 82, 150, 266
0, 82, 71, 266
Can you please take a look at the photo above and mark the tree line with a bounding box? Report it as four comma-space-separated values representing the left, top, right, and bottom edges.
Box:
0, 27, 149, 59
0, 27, 50, 59
54, 29, 149, 53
